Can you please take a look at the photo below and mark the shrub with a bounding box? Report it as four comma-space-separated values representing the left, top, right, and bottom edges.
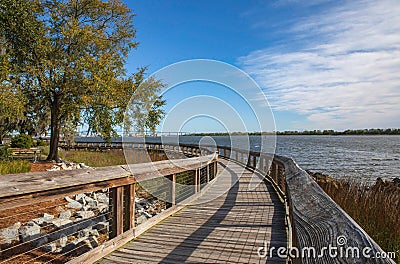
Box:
35, 139, 46, 147
0, 146, 10, 161
11, 134, 33, 149
0, 160, 31, 174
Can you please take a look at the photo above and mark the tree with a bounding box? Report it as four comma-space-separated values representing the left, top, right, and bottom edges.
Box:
1, 0, 163, 161
0, 84, 26, 143
145, 97, 166, 135
0, 36, 26, 143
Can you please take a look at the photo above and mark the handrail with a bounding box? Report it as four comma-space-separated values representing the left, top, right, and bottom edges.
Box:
57, 140, 394, 263
0, 152, 218, 264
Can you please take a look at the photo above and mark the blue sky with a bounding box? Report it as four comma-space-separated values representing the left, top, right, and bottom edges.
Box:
122, 0, 400, 132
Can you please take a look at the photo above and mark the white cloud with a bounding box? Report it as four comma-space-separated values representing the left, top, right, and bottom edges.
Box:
238, 0, 400, 130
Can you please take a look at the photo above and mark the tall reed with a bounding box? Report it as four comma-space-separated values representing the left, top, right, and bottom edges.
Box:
314, 174, 399, 263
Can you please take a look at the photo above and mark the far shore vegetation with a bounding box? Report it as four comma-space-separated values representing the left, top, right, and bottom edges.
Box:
187, 128, 400, 136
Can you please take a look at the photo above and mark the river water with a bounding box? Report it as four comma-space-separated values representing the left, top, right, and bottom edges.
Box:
76, 135, 400, 181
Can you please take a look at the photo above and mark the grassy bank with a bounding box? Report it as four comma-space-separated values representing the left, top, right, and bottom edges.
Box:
311, 172, 399, 262
58, 149, 169, 167
59, 149, 126, 167
0, 160, 31, 175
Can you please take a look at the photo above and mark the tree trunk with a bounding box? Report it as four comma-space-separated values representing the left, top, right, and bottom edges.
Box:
47, 95, 61, 161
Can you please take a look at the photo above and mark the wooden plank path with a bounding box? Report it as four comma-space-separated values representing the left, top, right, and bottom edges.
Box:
99, 160, 287, 263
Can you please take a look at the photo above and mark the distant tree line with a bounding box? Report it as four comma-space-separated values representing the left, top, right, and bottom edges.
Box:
187, 129, 400, 136
276, 128, 400, 135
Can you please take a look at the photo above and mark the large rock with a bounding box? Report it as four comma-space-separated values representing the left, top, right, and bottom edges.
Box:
95, 193, 109, 204
33, 213, 54, 225
65, 196, 75, 203
19, 224, 41, 242
84, 196, 97, 208
0, 227, 19, 244
66, 201, 83, 209
13, 222, 22, 229
75, 210, 95, 219
59, 210, 72, 219
75, 193, 86, 204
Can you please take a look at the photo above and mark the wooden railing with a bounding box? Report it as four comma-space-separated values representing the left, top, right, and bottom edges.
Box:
0, 152, 217, 263
9, 140, 394, 263
61, 140, 395, 263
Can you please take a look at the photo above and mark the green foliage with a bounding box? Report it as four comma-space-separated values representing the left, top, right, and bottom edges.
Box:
1, 0, 165, 160
0, 160, 31, 175
10, 134, 33, 149
35, 139, 46, 147
0, 146, 10, 161
145, 97, 166, 134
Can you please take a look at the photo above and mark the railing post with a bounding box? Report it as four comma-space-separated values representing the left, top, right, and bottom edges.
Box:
167, 174, 176, 206
196, 169, 201, 192
253, 155, 257, 168
214, 160, 217, 178
223, 148, 227, 157
207, 164, 210, 182
271, 162, 279, 183
194, 169, 198, 193
110, 186, 124, 238
235, 150, 238, 161
123, 183, 135, 230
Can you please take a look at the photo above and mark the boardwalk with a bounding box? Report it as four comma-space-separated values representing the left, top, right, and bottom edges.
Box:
99, 160, 287, 263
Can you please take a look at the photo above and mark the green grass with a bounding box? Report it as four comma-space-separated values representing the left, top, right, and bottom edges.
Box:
59, 149, 126, 167
0, 160, 31, 175
58, 149, 168, 167
317, 178, 399, 262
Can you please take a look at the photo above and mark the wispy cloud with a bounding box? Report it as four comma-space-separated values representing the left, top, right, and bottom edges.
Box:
238, 0, 400, 130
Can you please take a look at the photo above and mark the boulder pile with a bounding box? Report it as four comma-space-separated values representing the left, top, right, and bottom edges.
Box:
47, 162, 90, 171
0, 189, 166, 256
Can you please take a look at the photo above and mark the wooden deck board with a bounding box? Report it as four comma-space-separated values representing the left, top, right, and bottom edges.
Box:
98, 160, 287, 263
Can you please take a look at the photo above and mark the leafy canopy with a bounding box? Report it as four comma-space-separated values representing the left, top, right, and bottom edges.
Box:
1, 0, 165, 160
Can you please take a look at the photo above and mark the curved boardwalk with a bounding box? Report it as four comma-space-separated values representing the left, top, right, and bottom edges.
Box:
99, 160, 287, 263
